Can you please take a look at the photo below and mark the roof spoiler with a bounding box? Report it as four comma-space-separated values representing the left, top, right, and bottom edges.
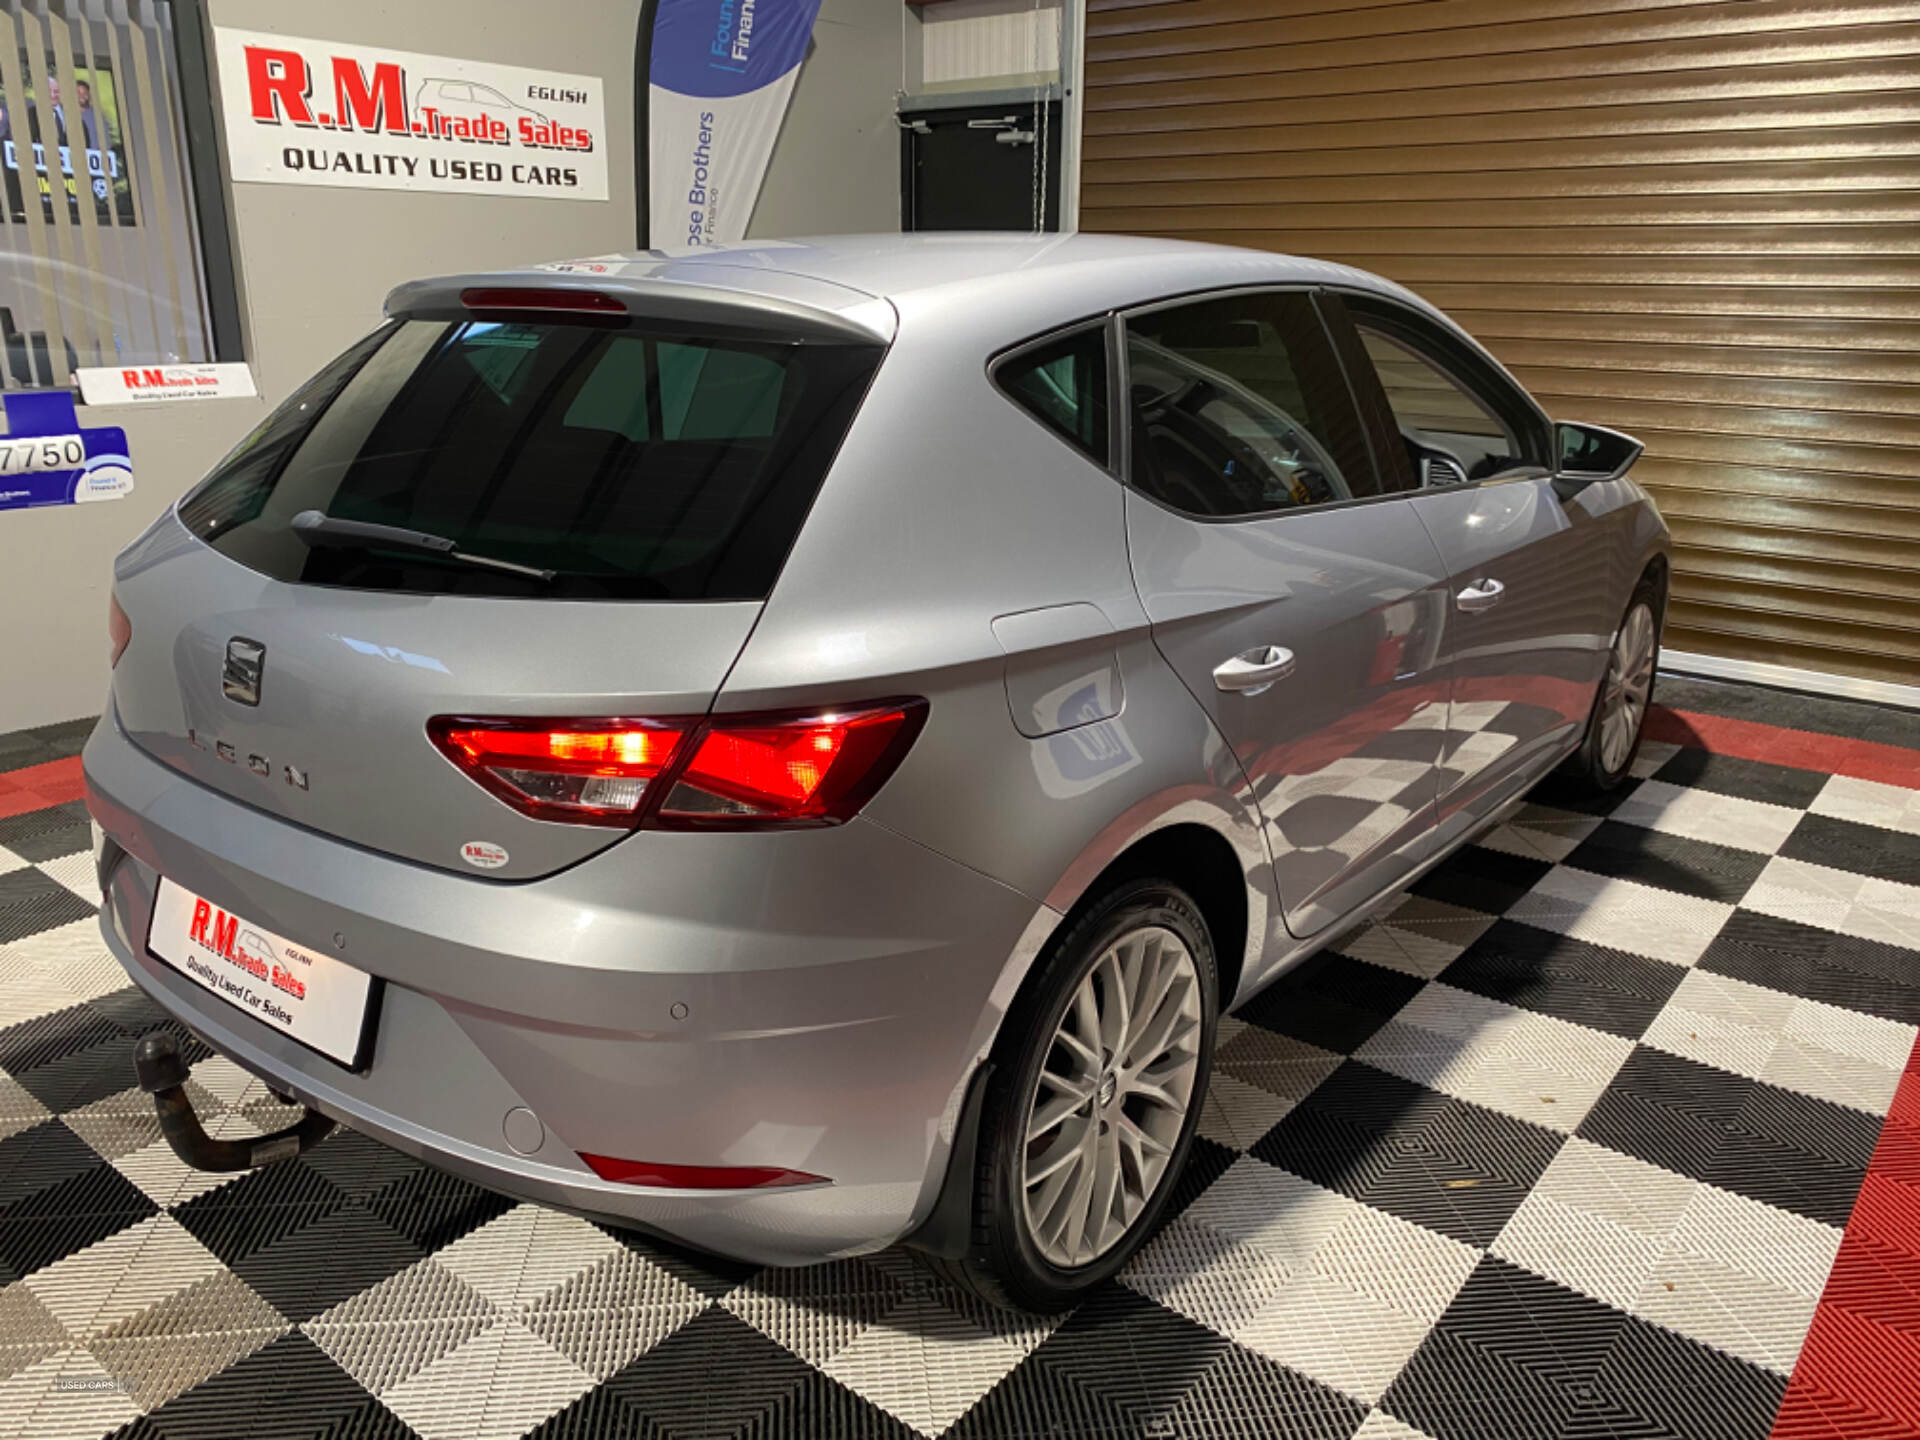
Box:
383, 269, 894, 345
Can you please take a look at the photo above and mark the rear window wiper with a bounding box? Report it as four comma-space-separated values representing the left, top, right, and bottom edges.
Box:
290, 510, 556, 583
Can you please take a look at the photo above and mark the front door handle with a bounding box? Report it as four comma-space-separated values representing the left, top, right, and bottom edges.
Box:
1455, 578, 1506, 613
1213, 645, 1296, 695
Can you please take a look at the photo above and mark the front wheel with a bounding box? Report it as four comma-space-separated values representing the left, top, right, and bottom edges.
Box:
931, 880, 1218, 1312
1560, 579, 1661, 793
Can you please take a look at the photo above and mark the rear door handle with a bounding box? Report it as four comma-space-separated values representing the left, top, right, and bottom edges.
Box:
1455, 578, 1506, 613
1213, 645, 1296, 695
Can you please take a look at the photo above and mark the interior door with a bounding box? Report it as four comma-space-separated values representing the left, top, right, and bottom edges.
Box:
1325, 293, 1617, 826
900, 102, 1062, 232
1120, 289, 1454, 939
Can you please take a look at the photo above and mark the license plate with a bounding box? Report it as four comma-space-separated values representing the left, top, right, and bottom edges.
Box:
147, 879, 378, 1069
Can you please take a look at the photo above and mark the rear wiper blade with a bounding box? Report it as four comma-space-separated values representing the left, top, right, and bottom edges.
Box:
290, 510, 556, 582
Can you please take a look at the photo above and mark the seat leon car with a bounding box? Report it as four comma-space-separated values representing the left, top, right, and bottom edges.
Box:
84, 233, 1667, 1310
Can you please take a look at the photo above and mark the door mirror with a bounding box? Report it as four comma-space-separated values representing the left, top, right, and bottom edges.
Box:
1555, 421, 1643, 482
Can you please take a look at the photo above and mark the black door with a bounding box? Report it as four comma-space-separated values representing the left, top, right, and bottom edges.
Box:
901, 102, 1062, 231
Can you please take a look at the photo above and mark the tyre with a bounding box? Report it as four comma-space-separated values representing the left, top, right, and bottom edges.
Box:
1558, 576, 1662, 794
930, 879, 1218, 1312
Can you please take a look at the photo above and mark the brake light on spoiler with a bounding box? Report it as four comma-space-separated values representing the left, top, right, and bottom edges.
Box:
459, 286, 626, 315
427, 700, 927, 830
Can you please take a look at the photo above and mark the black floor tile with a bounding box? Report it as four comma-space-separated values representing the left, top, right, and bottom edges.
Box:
1441, 920, 1687, 1040
1780, 812, 1920, 887
1253, 1061, 1564, 1247
233, 1204, 426, 1323
1383, 1256, 1784, 1440
1234, 952, 1426, 1054
366, 1161, 516, 1252
121, 1331, 418, 1440
1412, 847, 1555, 915
0, 1000, 127, 1078
0, 1117, 111, 1209
1698, 909, 1920, 1025
954, 1285, 1366, 1440
0, 799, 91, 860
0, 866, 95, 942
1575, 1046, 1879, 1228
173, 1152, 354, 1269
0, 1145, 157, 1280
539, 1305, 915, 1440
1562, 821, 1771, 904
1650, 749, 1828, 809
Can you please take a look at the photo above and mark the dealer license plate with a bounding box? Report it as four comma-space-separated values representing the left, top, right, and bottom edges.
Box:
147, 879, 378, 1069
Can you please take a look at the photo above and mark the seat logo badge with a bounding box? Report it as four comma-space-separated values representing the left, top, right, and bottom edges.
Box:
222, 637, 266, 707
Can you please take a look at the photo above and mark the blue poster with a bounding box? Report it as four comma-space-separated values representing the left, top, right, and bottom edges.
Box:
646, 0, 824, 247
0, 389, 132, 511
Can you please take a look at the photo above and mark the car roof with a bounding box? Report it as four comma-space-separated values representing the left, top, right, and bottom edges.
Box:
386, 233, 1435, 348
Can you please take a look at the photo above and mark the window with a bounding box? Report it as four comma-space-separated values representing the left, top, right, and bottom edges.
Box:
994, 324, 1109, 467
1336, 295, 1550, 488
177, 320, 884, 601
1124, 291, 1372, 519
0, 0, 237, 388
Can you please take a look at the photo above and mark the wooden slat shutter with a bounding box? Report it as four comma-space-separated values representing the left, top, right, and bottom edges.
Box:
1081, 0, 1920, 686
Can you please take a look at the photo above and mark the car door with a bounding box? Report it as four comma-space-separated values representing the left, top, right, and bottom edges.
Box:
1324, 291, 1617, 830
1121, 288, 1456, 940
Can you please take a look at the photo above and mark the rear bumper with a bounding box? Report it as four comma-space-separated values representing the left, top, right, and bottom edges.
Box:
84, 709, 1050, 1264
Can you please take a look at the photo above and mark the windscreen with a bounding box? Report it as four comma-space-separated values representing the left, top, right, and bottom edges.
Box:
177, 317, 883, 600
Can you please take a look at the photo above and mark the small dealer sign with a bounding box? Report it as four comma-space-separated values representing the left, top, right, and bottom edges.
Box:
212, 28, 609, 202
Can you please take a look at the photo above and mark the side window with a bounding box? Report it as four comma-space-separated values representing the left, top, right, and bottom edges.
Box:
1124, 291, 1374, 519
995, 326, 1110, 467
1340, 300, 1549, 487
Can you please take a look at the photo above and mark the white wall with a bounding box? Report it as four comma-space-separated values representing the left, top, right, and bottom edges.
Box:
1, 0, 642, 733
749, 0, 903, 237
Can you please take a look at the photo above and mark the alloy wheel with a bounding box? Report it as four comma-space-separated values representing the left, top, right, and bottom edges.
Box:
1019, 924, 1203, 1269
1599, 601, 1656, 774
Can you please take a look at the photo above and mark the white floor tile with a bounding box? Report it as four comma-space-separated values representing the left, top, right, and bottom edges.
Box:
1810, 773, 1920, 837
1507, 866, 1735, 965
1607, 780, 1804, 854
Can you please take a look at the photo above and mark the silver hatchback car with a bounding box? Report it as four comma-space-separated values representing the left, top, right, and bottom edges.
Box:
85, 233, 1668, 1310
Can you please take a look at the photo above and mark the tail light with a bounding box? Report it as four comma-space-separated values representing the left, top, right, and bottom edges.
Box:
108, 592, 131, 667
426, 718, 688, 826
427, 700, 926, 831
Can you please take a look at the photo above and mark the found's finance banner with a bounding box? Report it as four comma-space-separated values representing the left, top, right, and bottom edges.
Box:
214, 28, 609, 202
647, 0, 823, 248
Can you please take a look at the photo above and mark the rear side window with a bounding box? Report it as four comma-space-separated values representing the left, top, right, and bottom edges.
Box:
994, 325, 1110, 467
1124, 290, 1375, 519
178, 319, 882, 601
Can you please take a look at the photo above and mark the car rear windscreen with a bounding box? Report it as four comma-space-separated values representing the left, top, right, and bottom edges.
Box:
178, 316, 883, 600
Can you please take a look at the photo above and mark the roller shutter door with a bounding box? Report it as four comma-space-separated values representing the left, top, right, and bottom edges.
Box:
1080, 0, 1920, 688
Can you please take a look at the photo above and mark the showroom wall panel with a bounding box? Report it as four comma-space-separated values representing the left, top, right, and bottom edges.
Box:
1080, 0, 1920, 689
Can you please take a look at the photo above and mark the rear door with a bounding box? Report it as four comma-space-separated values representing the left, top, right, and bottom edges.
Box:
1121, 288, 1455, 939
1326, 291, 1616, 827
111, 297, 884, 880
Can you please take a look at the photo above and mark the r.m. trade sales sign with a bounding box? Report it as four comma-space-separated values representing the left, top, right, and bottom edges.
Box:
213, 29, 609, 201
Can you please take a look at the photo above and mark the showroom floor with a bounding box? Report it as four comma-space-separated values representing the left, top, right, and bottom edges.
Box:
2, 677, 1918, 1440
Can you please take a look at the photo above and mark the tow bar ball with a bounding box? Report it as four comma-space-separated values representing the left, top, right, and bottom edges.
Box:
132, 1031, 335, 1172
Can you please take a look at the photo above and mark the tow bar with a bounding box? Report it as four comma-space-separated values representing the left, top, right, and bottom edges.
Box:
133, 1032, 336, 1171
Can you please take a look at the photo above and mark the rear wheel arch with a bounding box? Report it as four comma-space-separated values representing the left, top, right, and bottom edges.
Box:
1031, 822, 1250, 1018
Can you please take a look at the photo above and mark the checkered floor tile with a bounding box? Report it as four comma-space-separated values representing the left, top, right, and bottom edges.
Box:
2, 704, 1917, 1439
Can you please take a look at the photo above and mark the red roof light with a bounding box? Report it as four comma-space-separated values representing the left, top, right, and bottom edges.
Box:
459, 286, 625, 314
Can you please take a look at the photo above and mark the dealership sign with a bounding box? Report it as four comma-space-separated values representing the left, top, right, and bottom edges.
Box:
647, 0, 823, 247
212, 28, 609, 201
